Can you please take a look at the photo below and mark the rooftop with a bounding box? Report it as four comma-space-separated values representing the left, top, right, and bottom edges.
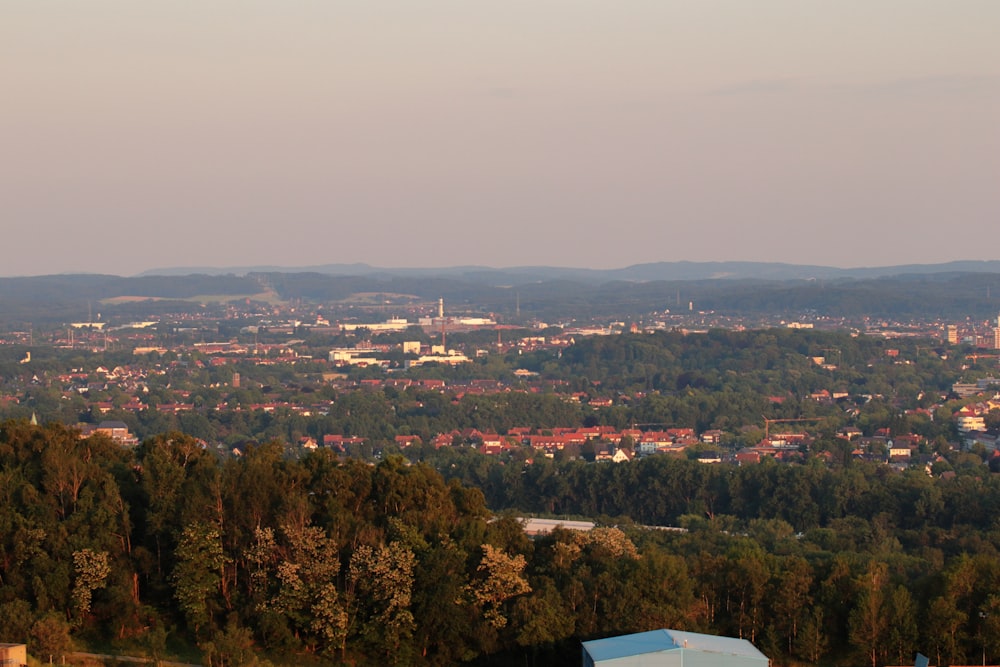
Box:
582, 628, 768, 663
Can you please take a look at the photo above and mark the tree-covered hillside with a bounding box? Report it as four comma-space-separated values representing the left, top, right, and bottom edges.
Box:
3, 421, 1000, 666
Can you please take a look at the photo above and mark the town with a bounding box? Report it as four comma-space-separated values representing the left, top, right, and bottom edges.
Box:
4, 291, 1000, 477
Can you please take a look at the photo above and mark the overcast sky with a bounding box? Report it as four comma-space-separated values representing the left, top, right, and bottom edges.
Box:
2, 1, 998, 277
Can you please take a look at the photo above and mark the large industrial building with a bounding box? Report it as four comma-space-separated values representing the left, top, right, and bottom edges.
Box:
582, 628, 769, 667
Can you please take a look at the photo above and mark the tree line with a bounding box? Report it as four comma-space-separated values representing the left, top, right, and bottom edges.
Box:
2, 420, 1000, 665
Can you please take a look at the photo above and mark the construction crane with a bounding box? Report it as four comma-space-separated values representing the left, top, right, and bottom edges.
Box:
762, 416, 824, 441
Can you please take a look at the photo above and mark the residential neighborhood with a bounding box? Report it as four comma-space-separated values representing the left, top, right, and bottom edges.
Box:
3, 297, 1000, 480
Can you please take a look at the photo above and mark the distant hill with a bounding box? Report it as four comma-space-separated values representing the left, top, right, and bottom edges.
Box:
3, 264, 1000, 327
137, 260, 1000, 283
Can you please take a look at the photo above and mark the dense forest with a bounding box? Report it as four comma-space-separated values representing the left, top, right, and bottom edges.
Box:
3, 421, 1000, 666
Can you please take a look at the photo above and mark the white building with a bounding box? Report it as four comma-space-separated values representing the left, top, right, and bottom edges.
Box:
957, 415, 986, 433
328, 348, 380, 366
340, 318, 411, 333
405, 352, 470, 368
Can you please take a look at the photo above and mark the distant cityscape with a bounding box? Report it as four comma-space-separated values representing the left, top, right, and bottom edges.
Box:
4, 281, 1000, 470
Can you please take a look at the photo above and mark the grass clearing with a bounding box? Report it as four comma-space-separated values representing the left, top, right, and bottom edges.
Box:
100, 291, 286, 306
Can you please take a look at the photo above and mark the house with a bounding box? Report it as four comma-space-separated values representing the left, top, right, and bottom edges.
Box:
416, 379, 446, 390
637, 431, 674, 450
322, 434, 365, 450
696, 451, 723, 464
480, 433, 504, 449
594, 448, 633, 463
524, 434, 576, 451
394, 435, 422, 449
636, 440, 658, 457
887, 441, 912, 461
121, 398, 146, 412
582, 628, 769, 667
751, 444, 804, 462
611, 448, 627, 462
701, 429, 725, 444
431, 433, 455, 448
809, 389, 832, 403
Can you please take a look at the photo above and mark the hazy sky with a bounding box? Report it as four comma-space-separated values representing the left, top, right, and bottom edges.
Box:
3, 1, 998, 276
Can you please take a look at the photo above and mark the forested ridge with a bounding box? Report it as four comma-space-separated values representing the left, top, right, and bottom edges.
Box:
4, 421, 1000, 666
4, 270, 1000, 325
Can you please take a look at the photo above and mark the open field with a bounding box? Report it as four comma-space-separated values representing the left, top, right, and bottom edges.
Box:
100, 291, 286, 306
336, 291, 423, 304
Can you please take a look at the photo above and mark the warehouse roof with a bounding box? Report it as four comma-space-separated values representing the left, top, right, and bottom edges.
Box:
582, 628, 768, 663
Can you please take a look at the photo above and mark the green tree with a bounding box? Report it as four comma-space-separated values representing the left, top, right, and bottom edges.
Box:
769, 555, 813, 656
348, 541, 417, 661
29, 613, 74, 662
926, 595, 967, 667
201, 618, 271, 667
794, 607, 828, 663
849, 561, 888, 667
268, 523, 345, 658
70, 548, 111, 624
885, 585, 918, 667
464, 544, 532, 630
512, 579, 575, 650
727, 546, 770, 643
172, 522, 229, 636
0, 599, 34, 648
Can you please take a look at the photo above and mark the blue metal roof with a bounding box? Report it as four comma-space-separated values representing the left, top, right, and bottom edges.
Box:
583, 629, 676, 661
582, 628, 769, 663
